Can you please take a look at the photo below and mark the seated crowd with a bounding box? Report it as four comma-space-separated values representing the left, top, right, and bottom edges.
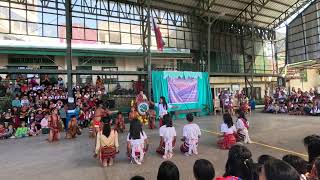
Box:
264, 87, 320, 116
130, 134, 320, 180
0, 75, 104, 140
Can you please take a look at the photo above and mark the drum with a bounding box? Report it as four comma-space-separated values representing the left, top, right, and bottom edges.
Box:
137, 102, 149, 116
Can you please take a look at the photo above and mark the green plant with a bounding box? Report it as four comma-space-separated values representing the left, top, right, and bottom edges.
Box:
0, 95, 12, 112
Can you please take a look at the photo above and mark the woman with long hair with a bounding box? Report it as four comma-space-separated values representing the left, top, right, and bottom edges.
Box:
303, 135, 320, 165
127, 120, 148, 165
235, 109, 251, 144
94, 123, 119, 167
217, 113, 237, 150
216, 145, 255, 180
150, 96, 176, 127
259, 159, 300, 180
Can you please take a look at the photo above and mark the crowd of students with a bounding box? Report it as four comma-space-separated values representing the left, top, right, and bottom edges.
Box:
218, 90, 253, 116
1, 75, 320, 180
264, 87, 320, 116
129, 134, 320, 180
0, 75, 103, 140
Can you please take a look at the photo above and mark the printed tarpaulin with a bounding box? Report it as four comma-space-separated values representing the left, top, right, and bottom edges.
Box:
152, 71, 213, 117
168, 78, 198, 103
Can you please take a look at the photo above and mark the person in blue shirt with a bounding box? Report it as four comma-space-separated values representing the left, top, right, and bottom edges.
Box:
11, 95, 21, 108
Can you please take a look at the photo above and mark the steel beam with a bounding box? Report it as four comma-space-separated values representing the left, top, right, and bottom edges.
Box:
0, 69, 148, 75
65, 0, 73, 107
267, 0, 314, 28
210, 72, 281, 77
146, 0, 152, 100
234, 0, 271, 24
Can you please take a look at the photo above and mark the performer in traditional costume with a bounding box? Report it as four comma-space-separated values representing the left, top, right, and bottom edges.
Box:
240, 97, 250, 114
92, 102, 111, 137
127, 119, 148, 165
135, 91, 148, 105
217, 113, 237, 150
48, 108, 62, 142
224, 93, 234, 115
66, 115, 81, 139
147, 105, 156, 129
114, 112, 125, 133
180, 113, 201, 156
156, 114, 176, 159
133, 91, 149, 125
235, 110, 251, 144
94, 123, 119, 167
129, 106, 139, 121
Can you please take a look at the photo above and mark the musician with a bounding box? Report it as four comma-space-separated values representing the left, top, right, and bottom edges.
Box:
135, 91, 148, 105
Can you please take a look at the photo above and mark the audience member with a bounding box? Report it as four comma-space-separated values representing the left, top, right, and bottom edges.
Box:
193, 159, 215, 180
282, 154, 308, 180
216, 144, 255, 180
157, 161, 179, 180
259, 159, 300, 180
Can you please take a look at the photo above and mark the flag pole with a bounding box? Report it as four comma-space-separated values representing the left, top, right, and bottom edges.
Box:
147, 0, 152, 100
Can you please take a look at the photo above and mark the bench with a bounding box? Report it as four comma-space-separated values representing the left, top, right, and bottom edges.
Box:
172, 109, 202, 119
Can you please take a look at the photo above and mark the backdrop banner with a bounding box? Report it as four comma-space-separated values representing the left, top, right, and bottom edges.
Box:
152, 71, 213, 118
168, 78, 198, 103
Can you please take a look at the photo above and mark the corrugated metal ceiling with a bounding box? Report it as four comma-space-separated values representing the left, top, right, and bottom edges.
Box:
149, 0, 314, 29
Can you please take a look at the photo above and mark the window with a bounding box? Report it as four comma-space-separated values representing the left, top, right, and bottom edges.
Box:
8, 55, 54, 64
7, 66, 28, 80
76, 66, 92, 85
40, 66, 58, 84
102, 67, 118, 83
78, 57, 115, 66
214, 88, 230, 98
243, 87, 262, 100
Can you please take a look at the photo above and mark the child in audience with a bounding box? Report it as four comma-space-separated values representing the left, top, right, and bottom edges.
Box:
180, 113, 201, 156
309, 157, 320, 180
6, 124, 14, 138
193, 159, 215, 180
217, 113, 237, 150
258, 155, 275, 165
15, 121, 28, 138
235, 110, 251, 144
28, 112, 35, 125
157, 161, 180, 180
259, 159, 300, 180
41, 113, 50, 134
158, 114, 176, 159
216, 145, 255, 180
282, 154, 308, 180
28, 121, 40, 136
130, 176, 145, 180
114, 112, 125, 133
0, 123, 7, 139
127, 119, 148, 165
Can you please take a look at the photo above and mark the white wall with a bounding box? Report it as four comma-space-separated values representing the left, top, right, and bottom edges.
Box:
288, 69, 320, 91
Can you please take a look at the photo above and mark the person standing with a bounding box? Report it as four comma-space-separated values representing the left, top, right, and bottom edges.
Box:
48, 108, 61, 142
150, 96, 176, 127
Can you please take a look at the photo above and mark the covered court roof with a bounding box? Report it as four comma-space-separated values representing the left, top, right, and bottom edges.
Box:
149, 0, 314, 28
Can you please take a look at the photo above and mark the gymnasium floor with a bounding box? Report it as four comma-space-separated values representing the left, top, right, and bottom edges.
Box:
0, 112, 318, 180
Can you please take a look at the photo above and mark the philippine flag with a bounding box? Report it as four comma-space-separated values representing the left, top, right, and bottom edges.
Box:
151, 16, 165, 51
